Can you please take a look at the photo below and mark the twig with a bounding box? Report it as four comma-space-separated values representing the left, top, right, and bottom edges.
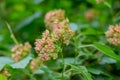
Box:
5, 21, 18, 44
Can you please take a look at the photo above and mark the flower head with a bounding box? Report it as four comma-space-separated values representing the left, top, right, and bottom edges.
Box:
11, 42, 31, 62
32, 9, 74, 70
34, 30, 58, 62
0, 68, 11, 77
44, 9, 65, 30
85, 9, 95, 21
30, 57, 43, 71
105, 24, 120, 45
51, 19, 74, 45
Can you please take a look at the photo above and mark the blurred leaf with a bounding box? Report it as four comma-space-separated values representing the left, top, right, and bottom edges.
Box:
88, 68, 102, 75
0, 57, 14, 71
33, 70, 44, 74
15, 12, 42, 31
10, 55, 32, 68
57, 58, 75, 64
103, 1, 112, 9
93, 43, 120, 62
69, 23, 78, 31
39, 66, 52, 74
33, 0, 44, 4
81, 28, 103, 35
68, 64, 93, 80
0, 74, 7, 80
99, 56, 116, 64
13, 4, 25, 12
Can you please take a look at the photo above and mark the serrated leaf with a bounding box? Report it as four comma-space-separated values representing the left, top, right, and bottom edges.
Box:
0, 74, 7, 80
93, 43, 120, 62
10, 55, 32, 68
0, 57, 14, 71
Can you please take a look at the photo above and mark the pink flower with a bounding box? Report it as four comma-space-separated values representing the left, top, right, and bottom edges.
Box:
11, 42, 31, 62
105, 24, 120, 45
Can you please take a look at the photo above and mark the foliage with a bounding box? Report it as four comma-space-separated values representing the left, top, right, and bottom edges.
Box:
0, 0, 120, 80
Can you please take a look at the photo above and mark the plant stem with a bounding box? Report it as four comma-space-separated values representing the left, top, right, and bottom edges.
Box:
79, 44, 93, 48
5, 21, 18, 44
22, 69, 36, 80
60, 48, 65, 80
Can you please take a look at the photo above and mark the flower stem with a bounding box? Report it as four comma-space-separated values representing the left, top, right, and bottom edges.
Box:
60, 51, 65, 80
5, 21, 19, 44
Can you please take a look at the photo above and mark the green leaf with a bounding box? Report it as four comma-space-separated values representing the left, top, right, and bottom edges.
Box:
93, 43, 120, 62
10, 55, 32, 68
0, 74, 7, 80
99, 56, 116, 64
57, 58, 75, 64
81, 28, 103, 35
69, 23, 78, 31
33, 70, 44, 74
15, 12, 42, 31
88, 68, 102, 75
67, 64, 93, 80
0, 57, 14, 71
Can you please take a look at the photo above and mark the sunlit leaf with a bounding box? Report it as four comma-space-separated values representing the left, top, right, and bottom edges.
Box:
0, 57, 14, 71
93, 43, 120, 62
0, 74, 7, 80
99, 56, 116, 64
69, 23, 78, 31
10, 55, 32, 68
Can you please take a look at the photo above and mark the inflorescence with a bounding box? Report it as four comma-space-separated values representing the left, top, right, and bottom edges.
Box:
105, 24, 120, 45
30, 9, 74, 71
11, 42, 31, 62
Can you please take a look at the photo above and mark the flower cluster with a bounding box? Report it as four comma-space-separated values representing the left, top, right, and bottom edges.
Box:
31, 9, 74, 71
0, 68, 11, 77
45, 9, 74, 45
30, 30, 58, 71
105, 24, 120, 45
51, 19, 74, 45
30, 58, 41, 71
44, 9, 65, 30
11, 42, 31, 62
35, 30, 58, 61
85, 9, 95, 21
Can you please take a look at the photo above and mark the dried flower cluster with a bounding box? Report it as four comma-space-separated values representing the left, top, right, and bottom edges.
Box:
11, 42, 31, 62
85, 9, 95, 21
0, 68, 11, 77
105, 24, 120, 45
30, 9, 74, 71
